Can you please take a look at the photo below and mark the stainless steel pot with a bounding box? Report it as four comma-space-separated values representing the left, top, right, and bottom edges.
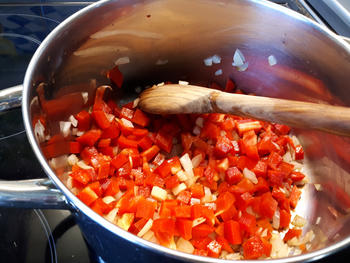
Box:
1, 0, 350, 262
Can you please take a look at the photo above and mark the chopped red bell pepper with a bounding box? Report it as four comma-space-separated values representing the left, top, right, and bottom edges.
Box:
132, 109, 150, 127
207, 240, 222, 258
283, 228, 302, 242
77, 129, 102, 146
75, 110, 91, 131
260, 192, 278, 219
91, 110, 111, 130
176, 219, 192, 240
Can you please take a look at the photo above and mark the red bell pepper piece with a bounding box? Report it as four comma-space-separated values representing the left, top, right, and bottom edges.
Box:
243, 236, 265, 259
190, 183, 205, 198
42, 141, 70, 158
242, 130, 259, 160
176, 219, 192, 240
252, 160, 268, 177
267, 151, 283, 170
295, 145, 304, 160
91, 110, 111, 130
207, 240, 222, 258
289, 185, 302, 209
132, 109, 150, 127
174, 205, 191, 218
224, 220, 242, 245
164, 175, 179, 189
104, 177, 120, 196
111, 152, 128, 169
260, 192, 278, 219
215, 136, 233, 158
273, 123, 291, 135
75, 110, 91, 131
191, 237, 212, 250
225, 167, 243, 185
152, 218, 175, 246
279, 209, 291, 228
76, 129, 102, 146
70, 167, 94, 185
290, 171, 305, 182
238, 212, 256, 235
136, 198, 156, 219
192, 224, 214, 239
117, 135, 138, 149
224, 78, 236, 93
138, 135, 153, 151
283, 228, 302, 242
177, 190, 191, 204
155, 131, 173, 153
141, 145, 160, 162
77, 185, 99, 206
93, 86, 112, 113
107, 65, 123, 88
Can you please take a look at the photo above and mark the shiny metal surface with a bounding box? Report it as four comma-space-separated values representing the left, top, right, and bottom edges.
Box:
0, 85, 23, 112
8, 0, 350, 261
0, 178, 68, 209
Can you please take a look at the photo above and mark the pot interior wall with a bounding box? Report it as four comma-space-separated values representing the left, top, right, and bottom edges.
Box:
27, 0, 350, 258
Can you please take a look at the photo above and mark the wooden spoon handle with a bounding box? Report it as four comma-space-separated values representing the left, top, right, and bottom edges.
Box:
139, 84, 350, 136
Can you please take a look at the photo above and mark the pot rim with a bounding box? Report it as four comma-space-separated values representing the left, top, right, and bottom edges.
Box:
22, 0, 350, 262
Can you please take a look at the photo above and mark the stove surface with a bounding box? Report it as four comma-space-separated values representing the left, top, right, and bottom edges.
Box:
0, 0, 350, 262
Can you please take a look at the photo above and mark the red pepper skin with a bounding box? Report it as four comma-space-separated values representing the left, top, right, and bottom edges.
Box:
117, 135, 138, 149
243, 236, 265, 259
132, 109, 150, 127
225, 167, 243, 185
77, 129, 102, 146
283, 228, 302, 242
207, 240, 222, 258
75, 110, 91, 131
260, 192, 278, 219
91, 110, 111, 129
176, 219, 192, 240
107, 65, 123, 88
242, 130, 259, 160
224, 220, 242, 245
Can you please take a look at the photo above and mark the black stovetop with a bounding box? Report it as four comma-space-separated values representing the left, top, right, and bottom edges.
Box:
0, 1, 349, 262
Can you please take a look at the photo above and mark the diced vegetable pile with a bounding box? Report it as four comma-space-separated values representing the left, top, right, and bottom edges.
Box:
36, 80, 311, 260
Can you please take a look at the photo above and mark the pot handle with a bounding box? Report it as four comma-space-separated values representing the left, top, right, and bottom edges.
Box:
0, 178, 70, 209
0, 85, 71, 210
0, 84, 23, 112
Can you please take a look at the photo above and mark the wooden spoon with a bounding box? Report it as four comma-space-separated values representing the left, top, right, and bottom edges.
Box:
139, 84, 350, 137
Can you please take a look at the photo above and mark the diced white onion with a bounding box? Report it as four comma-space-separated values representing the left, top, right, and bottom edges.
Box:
272, 208, 280, 229
243, 168, 258, 184
172, 183, 187, 196
231, 140, 240, 152
77, 130, 84, 137
151, 186, 167, 201
157, 82, 165, 86
34, 120, 45, 143
176, 237, 194, 254
81, 92, 88, 104
69, 115, 78, 127
60, 121, 71, 137
292, 215, 307, 227
191, 154, 203, 168
268, 55, 277, 66
106, 113, 115, 122
137, 219, 153, 237
203, 57, 213, 66
178, 80, 189, 85
283, 151, 293, 163
180, 153, 194, 178
315, 216, 321, 225
49, 155, 68, 169
193, 126, 201, 135
143, 230, 158, 243
190, 198, 201, 205
214, 69, 223, 76
104, 208, 118, 223
224, 253, 242, 260
270, 234, 289, 258
133, 98, 140, 108
204, 202, 216, 210
212, 55, 221, 64
195, 117, 204, 128
114, 56, 130, 65
232, 49, 246, 67
77, 160, 93, 170
67, 154, 79, 166
176, 170, 188, 182
121, 118, 134, 128
102, 196, 116, 204
237, 62, 249, 72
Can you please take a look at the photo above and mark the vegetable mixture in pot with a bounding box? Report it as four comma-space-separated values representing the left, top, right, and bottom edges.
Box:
35, 77, 313, 260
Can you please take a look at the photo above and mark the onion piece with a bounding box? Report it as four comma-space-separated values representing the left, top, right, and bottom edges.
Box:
49, 155, 68, 169
34, 120, 45, 143
268, 55, 277, 66
102, 196, 116, 204
243, 168, 258, 184
180, 153, 194, 178
67, 154, 79, 166
292, 215, 307, 227
191, 154, 203, 168
203, 57, 213, 66
214, 69, 223, 76
176, 237, 194, 254
193, 126, 201, 135
81, 92, 88, 104
212, 55, 221, 64
104, 208, 118, 223
60, 121, 71, 137
114, 56, 130, 66
137, 218, 153, 237
77, 160, 93, 170
172, 183, 187, 196
272, 208, 280, 229
195, 117, 204, 128
178, 80, 189, 85
192, 217, 206, 227
69, 115, 78, 127
232, 49, 245, 67
120, 118, 134, 128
